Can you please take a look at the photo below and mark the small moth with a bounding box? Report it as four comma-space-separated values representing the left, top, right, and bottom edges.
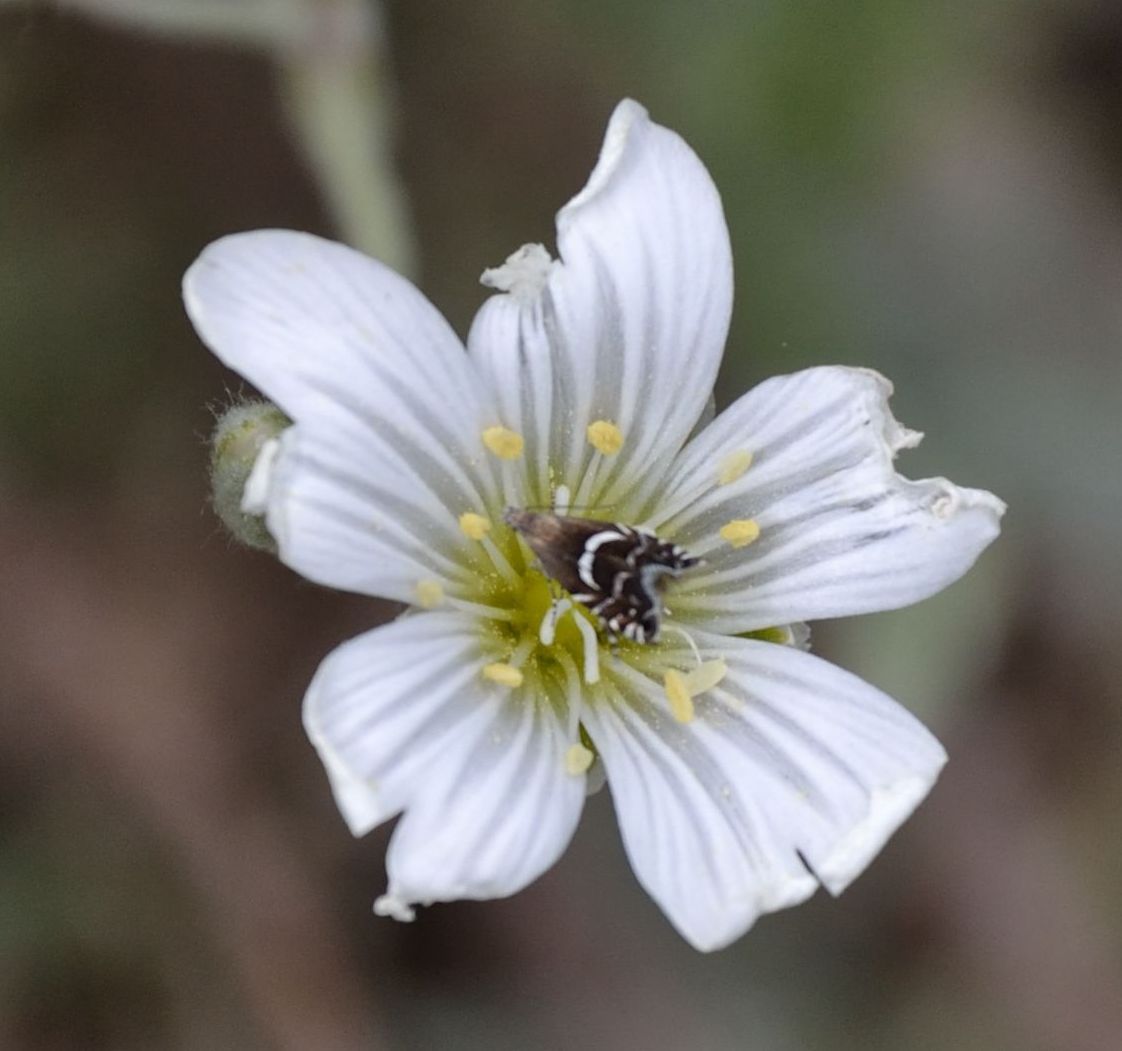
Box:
504, 509, 700, 643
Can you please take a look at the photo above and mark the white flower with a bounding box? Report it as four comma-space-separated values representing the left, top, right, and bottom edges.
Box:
183, 99, 1005, 952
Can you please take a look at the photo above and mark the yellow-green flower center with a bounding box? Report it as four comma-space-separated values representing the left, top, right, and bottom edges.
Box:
410, 423, 801, 775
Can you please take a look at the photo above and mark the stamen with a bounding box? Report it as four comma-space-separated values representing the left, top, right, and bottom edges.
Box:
480, 536, 521, 587
718, 449, 753, 486
443, 596, 516, 621
587, 419, 624, 456
482, 425, 524, 460
415, 579, 444, 608
684, 659, 728, 697
554, 483, 571, 515
572, 421, 623, 511
628, 450, 752, 534
512, 635, 536, 664
719, 518, 761, 548
571, 470, 599, 521
483, 662, 524, 688
661, 624, 702, 665
461, 511, 519, 586
565, 742, 594, 776
458, 512, 491, 540
539, 597, 572, 646
553, 650, 585, 738
663, 669, 695, 723
553, 652, 595, 778
573, 614, 601, 684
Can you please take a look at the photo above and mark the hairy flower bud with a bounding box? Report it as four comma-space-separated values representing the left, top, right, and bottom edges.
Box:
209, 399, 290, 551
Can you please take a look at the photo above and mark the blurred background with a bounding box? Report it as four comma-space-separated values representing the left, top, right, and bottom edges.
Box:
1, 0, 1120, 1047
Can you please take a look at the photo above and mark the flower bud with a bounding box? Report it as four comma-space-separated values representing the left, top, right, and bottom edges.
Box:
209, 399, 290, 551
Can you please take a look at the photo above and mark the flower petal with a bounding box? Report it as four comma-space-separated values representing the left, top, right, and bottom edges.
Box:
304, 610, 585, 909
380, 688, 585, 912
317, 738, 384, 839
467, 99, 733, 510
651, 367, 1005, 633
303, 610, 488, 834
185, 230, 502, 601
583, 633, 946, 952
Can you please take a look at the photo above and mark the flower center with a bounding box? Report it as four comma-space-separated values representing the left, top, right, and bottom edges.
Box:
479, 549, 604, 689
424, 422, 779, 776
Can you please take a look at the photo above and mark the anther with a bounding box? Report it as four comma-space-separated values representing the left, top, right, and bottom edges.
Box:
565, 742, 594, 776
482, 425, 524, 460
459, 512, 492, 540
483, 662, 524, 688
718, 449, 753, 486
664, 669, 695, 723
415, 579, 444, 608
719, 518, 761, 548
587, 420, 624, 456
684, 659, 728, 697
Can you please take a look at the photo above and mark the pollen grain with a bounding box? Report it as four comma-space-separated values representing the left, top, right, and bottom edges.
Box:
587, 419, 624, 455
719, 518, 760, 549
482, 425, 524, 460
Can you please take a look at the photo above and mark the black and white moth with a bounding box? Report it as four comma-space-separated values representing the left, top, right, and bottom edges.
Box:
504, 509, 700, 644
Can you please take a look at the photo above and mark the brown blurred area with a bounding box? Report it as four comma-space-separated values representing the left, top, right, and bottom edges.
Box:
1, 1, 1121, 1048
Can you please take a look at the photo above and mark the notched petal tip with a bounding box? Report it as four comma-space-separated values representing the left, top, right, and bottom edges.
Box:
302, 672, 387, 839
855, 368, 1005, 520
924, 479, 1008, 524
313, 734, 386, 839
850, 367, 923, 458
855, 367, 1005, 551
815, 765, 946, 896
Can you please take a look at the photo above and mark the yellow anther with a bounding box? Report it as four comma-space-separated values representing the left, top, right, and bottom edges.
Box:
415, 579, 444, 609
684, 659, 728, 697
482, 425, 524, 460
664, 669, 695, 724
482, 662, 524, 688
459, 512, 492, 541
586, 419, 624, 455
719, 518, 760, 549
565, 742, 594, 776
718, 449, 753, 486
